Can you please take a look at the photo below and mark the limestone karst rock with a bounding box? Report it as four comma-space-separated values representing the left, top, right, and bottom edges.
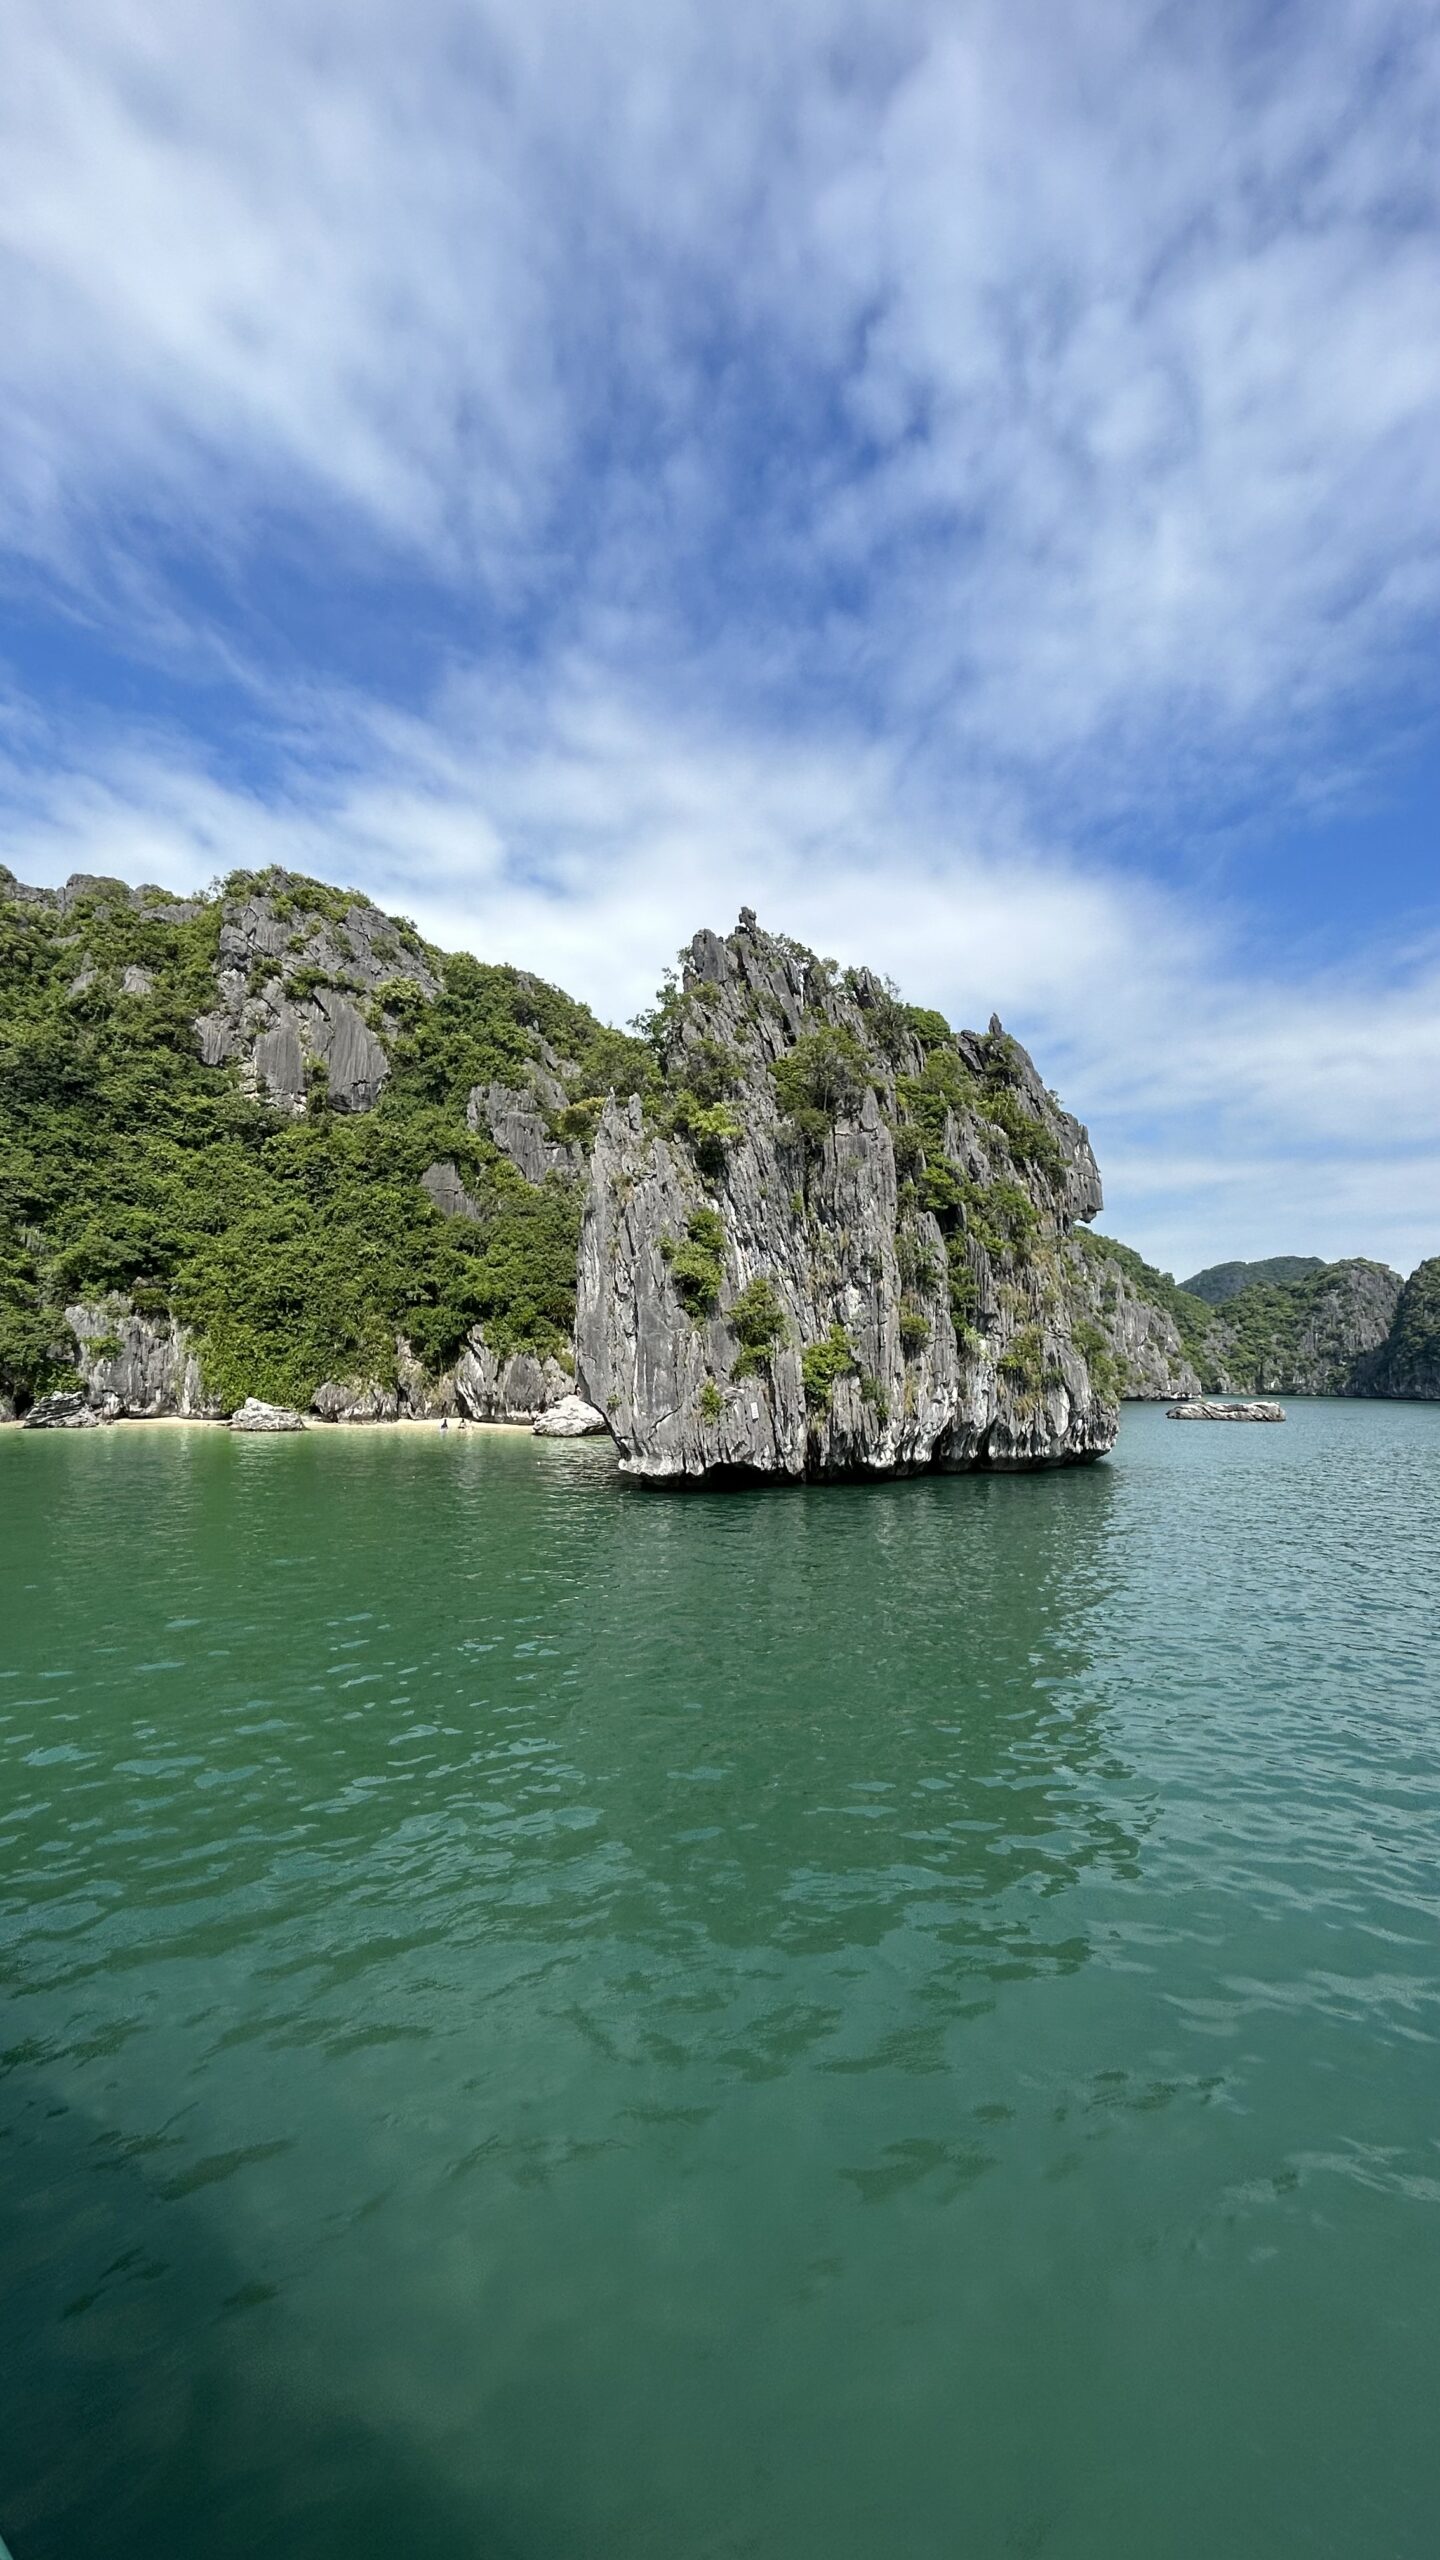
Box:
1369, 1258, 1440, 1399
4, 864, 1434, 1452
576, 914, 1119, 1482
66, 1299, 221, 1419
194, 882, 432, 1111
1167, 1400, 1286, 1421
22, 1390, 111, 1428
532, 1393, 608, 1437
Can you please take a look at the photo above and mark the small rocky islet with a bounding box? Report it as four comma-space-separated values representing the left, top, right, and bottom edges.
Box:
1166, 1399, 1287, 1423
2, 865, 1436, 1482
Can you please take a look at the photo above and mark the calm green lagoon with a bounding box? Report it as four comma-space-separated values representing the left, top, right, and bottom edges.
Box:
2, 1403, 1438, 2559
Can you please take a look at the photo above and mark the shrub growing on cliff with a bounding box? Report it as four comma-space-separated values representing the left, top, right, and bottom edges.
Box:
999, 1326, 1046, 1394
660, 1206, 726, 1315
666, 1092, 744, 1176
728, 1274, 787, 1378
896, 1048, 978, 1157
896, 1229, 940, 1295
1072, 1318, 1121, 1404
801, 1324, 858, 1411
974, 1084, 1066, 1184
1075, 1233, 1218, 1379
772, 1026, 868, 1141
899, 1304, 930, 1358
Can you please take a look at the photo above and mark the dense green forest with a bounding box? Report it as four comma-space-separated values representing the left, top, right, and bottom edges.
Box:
0, 870, 652, 1409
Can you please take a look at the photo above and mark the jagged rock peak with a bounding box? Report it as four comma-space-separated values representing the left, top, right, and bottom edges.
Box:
576, 913, 1116, 1484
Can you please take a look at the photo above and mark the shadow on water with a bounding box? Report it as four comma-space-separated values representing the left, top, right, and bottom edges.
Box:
0, 2069, 523, 2560
0, 1431, 1150, 2558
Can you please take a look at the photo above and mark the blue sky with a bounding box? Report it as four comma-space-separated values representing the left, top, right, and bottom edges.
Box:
1, 0, 1437, 1278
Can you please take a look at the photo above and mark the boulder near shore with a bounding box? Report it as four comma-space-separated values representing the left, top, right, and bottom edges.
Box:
229, 1397, 307, 1432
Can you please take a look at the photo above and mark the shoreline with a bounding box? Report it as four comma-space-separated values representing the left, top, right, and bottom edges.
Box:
0, 1413, 546, 1437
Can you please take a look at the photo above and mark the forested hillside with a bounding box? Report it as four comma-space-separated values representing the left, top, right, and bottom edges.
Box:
0, 865, 650, 1411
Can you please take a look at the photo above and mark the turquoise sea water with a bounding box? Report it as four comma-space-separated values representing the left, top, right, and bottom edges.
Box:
2, 1402, 1438, 2559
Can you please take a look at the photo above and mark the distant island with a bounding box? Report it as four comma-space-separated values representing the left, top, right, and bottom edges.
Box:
2, 865, 1436, 1479
1180, 1255, 1327, 1303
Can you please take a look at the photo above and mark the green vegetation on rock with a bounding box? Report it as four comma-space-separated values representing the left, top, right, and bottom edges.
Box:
801, 1324, 858, 1411
771, 1024, 870, 1142
660, 1206, 727, 1314
728, 1275, 787, 1378
1376, 1259, 1440, 1397
0, 871, 648, 1411
1180, 1255, 1326, 1305
1077, 1233, 1219, 1378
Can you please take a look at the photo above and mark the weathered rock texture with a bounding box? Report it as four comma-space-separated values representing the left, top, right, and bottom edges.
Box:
1076, 1246, 1407, 1401
470, 1075, 584, 1185
1369, 1258, 1440, 1399
1069, 1243, 1203, 1400
533, 1393, 608, 1437
311, 1378, 402, 1422
66, 1299, 221, 1419
230, 1397, 306, 1432
577, 915, 1118, 1482
452, 1340, 573, 1422
23, 1390, 114, 1429
194, 882, 436, 1111
1168, 1400, 1286, 1422
1220, 1258, 1402, 1394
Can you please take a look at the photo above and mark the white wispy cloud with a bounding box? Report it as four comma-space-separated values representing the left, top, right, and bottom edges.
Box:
5, 674, 1438, 1279
3, 0, 1438, 768
0, 0, 1437, 1277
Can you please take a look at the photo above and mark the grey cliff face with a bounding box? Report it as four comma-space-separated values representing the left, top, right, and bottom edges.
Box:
470, 1081, 584, 1185
1368, 1258, 1440, 1400
66, 1299, 221, 1419
1260, 1260, 1402, 1394
576, 915, 1117, 1483
194, 877, 436, 1112
23, 1390, 114, 1429
1070, 1250, 1202, 1400
311, 1378, 402, 1422
451, 1339, 574, 1422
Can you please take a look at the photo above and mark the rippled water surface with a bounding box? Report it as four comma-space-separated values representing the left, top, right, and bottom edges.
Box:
3, 1403, 1439, 2559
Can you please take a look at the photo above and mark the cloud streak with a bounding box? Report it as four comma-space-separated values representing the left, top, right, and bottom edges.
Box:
5, 671, 1438, 1278
0, 0, 1438, 1278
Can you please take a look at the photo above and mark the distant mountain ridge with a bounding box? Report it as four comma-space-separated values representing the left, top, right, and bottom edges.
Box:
1181, 1255, 1326, 1305
1094, 1248, 1435, 1401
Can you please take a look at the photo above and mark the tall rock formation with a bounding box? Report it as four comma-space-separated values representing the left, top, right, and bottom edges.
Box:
576, 914, 1118, 1481
1370, 1259, 1440, 1399
1072, 1245, 1406, 1400
5, 863, 1437, 1449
